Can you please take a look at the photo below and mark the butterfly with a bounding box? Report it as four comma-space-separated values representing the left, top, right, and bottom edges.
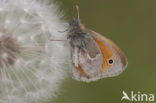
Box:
67, 5, 128, 82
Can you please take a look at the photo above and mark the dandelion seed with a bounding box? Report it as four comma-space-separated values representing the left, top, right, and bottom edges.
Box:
0, 0, 68, 103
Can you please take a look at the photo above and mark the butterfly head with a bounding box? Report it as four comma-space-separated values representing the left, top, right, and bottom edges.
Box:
69, 18, 81, 31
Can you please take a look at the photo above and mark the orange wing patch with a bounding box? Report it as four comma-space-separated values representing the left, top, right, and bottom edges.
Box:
93, 37, 114, 73
101, 37, 127, 68
75, 66, 90, 78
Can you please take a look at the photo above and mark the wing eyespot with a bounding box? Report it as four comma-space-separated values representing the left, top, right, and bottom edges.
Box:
107, 58, 114, 65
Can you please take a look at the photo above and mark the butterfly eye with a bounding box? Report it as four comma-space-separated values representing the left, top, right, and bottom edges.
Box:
108, 59, 114, 65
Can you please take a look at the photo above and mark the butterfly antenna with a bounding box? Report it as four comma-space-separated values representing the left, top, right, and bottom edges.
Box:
75, 5, 81, 23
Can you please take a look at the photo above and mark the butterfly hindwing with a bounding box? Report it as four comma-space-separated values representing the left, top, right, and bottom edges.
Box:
70, 33, 103, 81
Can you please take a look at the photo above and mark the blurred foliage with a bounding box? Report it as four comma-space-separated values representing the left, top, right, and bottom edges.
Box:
49, 0, 156, 103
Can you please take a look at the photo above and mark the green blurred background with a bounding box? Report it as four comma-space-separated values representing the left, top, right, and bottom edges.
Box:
50, 0, 156, 103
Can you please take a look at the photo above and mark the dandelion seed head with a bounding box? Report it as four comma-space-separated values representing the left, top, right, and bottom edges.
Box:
0, 0, 68, 103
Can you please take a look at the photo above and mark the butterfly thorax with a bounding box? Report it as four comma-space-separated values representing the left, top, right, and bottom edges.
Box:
68, 18, 100, 58
68, 18, 91, 49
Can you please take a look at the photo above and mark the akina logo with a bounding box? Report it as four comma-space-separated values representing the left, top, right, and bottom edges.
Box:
121, 91, 154, 102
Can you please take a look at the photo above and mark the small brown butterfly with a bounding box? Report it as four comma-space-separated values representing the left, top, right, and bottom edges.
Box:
67, 5, 128, 82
